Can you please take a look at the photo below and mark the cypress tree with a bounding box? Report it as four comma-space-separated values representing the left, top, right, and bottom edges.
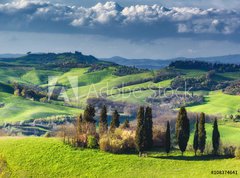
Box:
145, 106, 153, 150
76, 114, 83, 146
110, 110, 120, 132
122, 119, 130, 129
135, 106, 145, 156
193, 116, 199, 156
83, 104, 96, 123
165, 121, 171, 156
99, 105, 108, 135
176, 107, 190, 156
212, 118, 220, 155
198, 112, 206, 155
76, 114, 83, 135
83, 104, 96, 135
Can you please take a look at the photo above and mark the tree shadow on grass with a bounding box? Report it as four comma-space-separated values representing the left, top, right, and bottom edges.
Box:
150, 155, 232, 161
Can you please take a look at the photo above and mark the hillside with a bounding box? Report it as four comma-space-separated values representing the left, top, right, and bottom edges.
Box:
0, 51, 111, 67
0, 92, 80, 123
187, 91, 240, 115
101, 56, 171, 69
0, 52, 240, 177
0, 52, 239, 137
102, 54, 240, 69
1, 0, 240, 176
0, 54, 23, 58
0, 137, 239, 177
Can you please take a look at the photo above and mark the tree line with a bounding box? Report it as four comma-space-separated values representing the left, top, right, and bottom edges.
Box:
135, 106, 220, 156
64, 104, 220, 157
170, 60, 240, 72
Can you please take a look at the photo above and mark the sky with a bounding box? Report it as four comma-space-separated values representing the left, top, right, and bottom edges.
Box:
0, 0, 240, 59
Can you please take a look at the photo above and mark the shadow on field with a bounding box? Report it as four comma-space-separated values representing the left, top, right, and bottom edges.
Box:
150, 155, 232, 161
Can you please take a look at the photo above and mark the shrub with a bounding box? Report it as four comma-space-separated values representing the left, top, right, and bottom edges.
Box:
203, 143, 212, 155
153, 126, 165, 147
110, 137, 125, 153
121, 130, 135, 149
87, 135, 98, 149
235, 147, 240, 159
40, 97, 48, 103
99, 135, 125, 153
99, 129, 135, 153
223, 145, 236, 157
99, 136, 109, 151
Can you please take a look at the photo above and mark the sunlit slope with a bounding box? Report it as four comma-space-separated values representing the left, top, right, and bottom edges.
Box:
186, 91, 240, 115
0, 64, 240, 122
189, 123, 240, 146
0, 137, 239, 177
0, 92, 81, 123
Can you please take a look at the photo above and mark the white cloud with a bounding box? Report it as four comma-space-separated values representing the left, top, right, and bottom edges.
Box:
0, 0, 240, 41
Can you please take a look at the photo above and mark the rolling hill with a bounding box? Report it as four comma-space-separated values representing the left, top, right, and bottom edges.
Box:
0, 51, 107, 66
0, 137, 239, 177
102, 54, 240, 69
0, 52, 239, 137
0, 52, 239, 178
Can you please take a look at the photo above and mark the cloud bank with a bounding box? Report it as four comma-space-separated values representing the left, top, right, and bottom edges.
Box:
0, 0, 240, 41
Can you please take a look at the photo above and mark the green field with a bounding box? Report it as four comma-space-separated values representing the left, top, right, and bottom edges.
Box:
189, 123, 240, 146
0, 92, 81, 123
0, 66, 157, 122
206, 123, 240, 145
187, 91, 240, 115
0, 137, 239, 178
0, 67, 240, 122
0, 58, 240, 126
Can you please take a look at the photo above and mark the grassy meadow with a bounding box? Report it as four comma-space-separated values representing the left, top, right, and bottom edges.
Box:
0, 137, 239, 178
187, 91, 240, 115
0, 64, 239, 122
0, 92, 81, 123
189, 122, 240, 146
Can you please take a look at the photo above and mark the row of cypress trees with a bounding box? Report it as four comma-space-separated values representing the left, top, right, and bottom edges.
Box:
81, 105, 220, 156
193, 113, 207, 155
166, 107, 220, 156
98, 105, 129, 134
77, 104, 125, 136
193, 112, 220, 155
135, 106, 220, 156
135, 106, 153, 156
176, 107, 190, 156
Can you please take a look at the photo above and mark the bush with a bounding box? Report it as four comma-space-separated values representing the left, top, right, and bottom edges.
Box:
99, 136, 109, 151
99, 129, 135, 153
40, 97, 48, 103
223, 145, 236, 157
87, 135, 98, 149
235, 147, 240, 159
99, 135, 125, 153
121, 130, 135, 149
153, 126, 165, 147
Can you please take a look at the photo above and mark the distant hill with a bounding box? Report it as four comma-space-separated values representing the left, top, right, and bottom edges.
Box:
1, 53, 239, 69
174, 54, 240, 64
0, 54, 24, 58
101, 56, 171, 69
101, 54, 240, 69
0, 52, 113, 67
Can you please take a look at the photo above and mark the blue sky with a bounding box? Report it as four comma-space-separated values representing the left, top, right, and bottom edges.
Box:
0, 0, 240, 59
